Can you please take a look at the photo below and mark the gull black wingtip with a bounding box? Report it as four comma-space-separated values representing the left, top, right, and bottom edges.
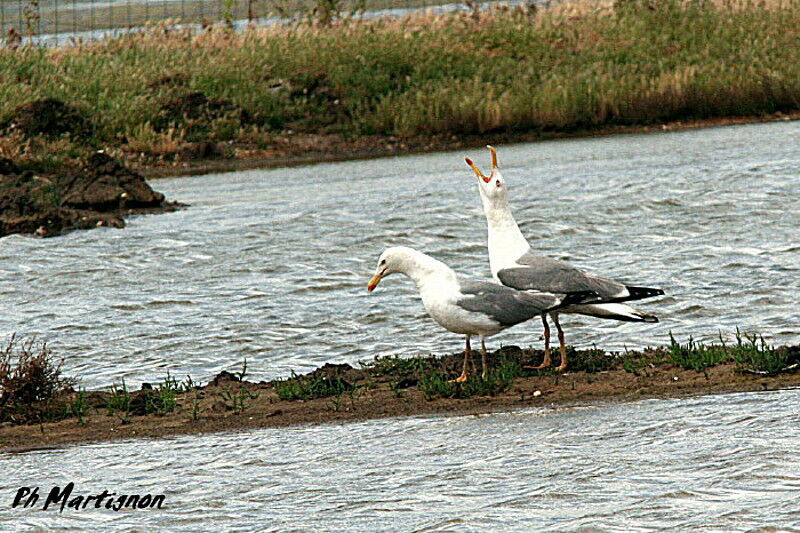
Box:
558, 290, 601, 309
625, 286, 666, 300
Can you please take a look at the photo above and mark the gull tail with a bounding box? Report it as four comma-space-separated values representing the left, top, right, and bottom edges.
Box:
567, 302, 659, 323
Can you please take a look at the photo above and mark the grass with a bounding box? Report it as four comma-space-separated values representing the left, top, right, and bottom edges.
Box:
221, 384, 260, 413
360, 354, 428, 377
107, 378, 132, 421
668, 332, 732, 371
68, 388, 89, 425
273, 369, 353, 400
418, 357, 522, 400
662, 329, 795, 375
728, 329, 794, 376
1, 0, 799, 171
0, 329, 795, 430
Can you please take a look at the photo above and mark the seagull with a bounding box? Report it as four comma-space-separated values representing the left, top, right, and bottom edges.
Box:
367, 246, 597, 382
465, 146, 664, 371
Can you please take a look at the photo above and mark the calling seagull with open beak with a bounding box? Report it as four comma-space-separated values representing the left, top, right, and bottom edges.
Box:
465, 145, 499, 184
465, 144, 664, 371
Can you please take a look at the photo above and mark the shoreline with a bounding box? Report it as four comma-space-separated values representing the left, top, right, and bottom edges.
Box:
138, 113, 800, 179
2, 343, 798, 452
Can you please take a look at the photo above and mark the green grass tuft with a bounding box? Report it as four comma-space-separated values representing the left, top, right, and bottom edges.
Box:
668, 331, 732, 371
729, 329, 791, 376
419, 357, 521, 400
274, 370, 353, 401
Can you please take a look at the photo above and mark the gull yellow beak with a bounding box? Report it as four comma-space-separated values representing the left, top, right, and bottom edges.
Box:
465, 157, 490, 183
487, 145, 498, 170
367, 272, 383, 292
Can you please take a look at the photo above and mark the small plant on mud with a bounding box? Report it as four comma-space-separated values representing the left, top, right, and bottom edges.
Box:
326, 391, 344, 412
221, 385, 259, 414
567, 348, 617, 373
419, 358, 521, 400
388, 380, 406, 398
237, 359, 249, 381
361, 354, 427, 378
621, 354, 649, 376
69, 388, 89, 425
326, 386, 363, 411
729, 329, 794, 376
183, 375, 198, 390
668, 332, 731, 371
145, 371, 181, 415
274, 370, 353, 401
418, 371, 456, 401
107, 378, 132, 424
0, 334, 75, 424
190, 392, 202, 421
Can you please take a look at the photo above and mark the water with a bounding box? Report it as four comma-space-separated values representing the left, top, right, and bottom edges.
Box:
1, 121, 799, 530
1, 121, 798, 390
2, 389, 800, 531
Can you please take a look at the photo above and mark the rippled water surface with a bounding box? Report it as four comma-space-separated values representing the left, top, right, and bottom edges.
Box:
3, 389, 800, 531
1, 121, 799, 531
1, 121, 797, 389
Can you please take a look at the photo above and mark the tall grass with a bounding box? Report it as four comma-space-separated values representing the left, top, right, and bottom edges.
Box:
1, 0, 799, 168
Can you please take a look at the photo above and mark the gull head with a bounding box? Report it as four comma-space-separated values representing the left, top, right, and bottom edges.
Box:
367, 246, 415, 292
465, 145, 508, 208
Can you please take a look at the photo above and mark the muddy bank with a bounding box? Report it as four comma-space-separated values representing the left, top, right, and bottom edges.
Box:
2, 343, 799, 452
0, 152, 183, 237
139, 112, 800, 178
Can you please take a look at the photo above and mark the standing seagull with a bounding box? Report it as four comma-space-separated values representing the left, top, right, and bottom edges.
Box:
367, 246, 597, 382
465, 146, 664, 371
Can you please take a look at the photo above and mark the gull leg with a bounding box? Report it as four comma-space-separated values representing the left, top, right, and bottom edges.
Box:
449, 335, 470, 383
480, 337, 488, 380
524, 313, 552, 370
554, 314, 568, 371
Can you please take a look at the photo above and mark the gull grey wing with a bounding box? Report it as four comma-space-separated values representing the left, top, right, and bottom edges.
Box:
498, 251, 627, 299
457, 280, 561, 327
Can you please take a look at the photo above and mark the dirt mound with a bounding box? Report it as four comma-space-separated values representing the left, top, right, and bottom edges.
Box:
0, 152, 182, 238
59, 152, 166, 211
153, 92, 252, 139
3, 98, 91, 138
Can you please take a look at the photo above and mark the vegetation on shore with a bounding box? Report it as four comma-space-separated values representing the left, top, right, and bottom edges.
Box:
1, 0, 799, 173
2, 330, 798, 431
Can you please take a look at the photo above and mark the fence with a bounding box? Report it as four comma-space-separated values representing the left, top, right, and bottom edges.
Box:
0, 0, 458, 45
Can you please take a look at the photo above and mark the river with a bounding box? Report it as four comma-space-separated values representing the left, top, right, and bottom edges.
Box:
1, 121, 798, 530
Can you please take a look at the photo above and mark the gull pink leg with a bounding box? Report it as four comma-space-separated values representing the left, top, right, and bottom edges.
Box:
449, 335, 470, 383
554, 314, 568, 371
524, 313, 552, 370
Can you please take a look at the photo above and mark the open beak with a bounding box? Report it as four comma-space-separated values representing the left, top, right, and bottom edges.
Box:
367, 271, 384, 292
465, 157, 491, 183
465, 145, 497, 183
487, 145, 498, 170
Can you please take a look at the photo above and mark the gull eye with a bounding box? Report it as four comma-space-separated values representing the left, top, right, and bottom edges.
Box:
380, 259, 386, 266
495, 180, 501, 187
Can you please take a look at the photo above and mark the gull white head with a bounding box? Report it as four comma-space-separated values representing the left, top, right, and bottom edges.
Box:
367, 246, 451, 292
367, 246, 415, 292
465, 145, 509, 211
